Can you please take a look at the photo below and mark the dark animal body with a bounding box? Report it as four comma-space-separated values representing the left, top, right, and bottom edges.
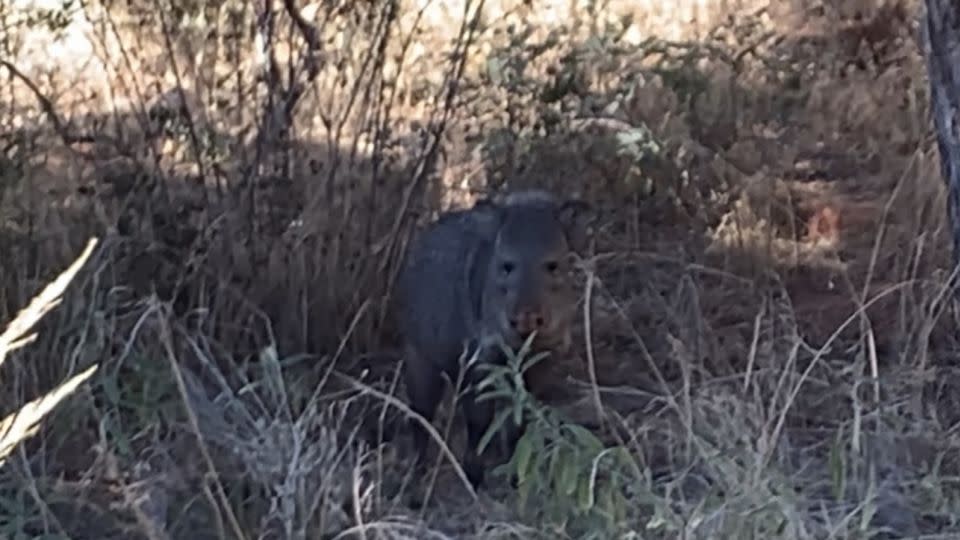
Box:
394, 190, 590, 489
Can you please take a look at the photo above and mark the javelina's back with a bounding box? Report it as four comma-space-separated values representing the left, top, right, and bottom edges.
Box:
395, 206, 500, 374
395, 190, 591, 490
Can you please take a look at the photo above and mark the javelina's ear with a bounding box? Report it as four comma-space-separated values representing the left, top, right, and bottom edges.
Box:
471, 195, 506, 226
557, 199, 595, 253
472, 196, 499, 210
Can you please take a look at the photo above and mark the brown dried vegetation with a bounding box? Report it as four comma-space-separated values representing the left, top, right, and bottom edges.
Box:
0, 0, 958, 538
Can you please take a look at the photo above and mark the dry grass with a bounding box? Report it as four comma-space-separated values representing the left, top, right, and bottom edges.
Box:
0, 0, 958, 538
0, 238, 99, 468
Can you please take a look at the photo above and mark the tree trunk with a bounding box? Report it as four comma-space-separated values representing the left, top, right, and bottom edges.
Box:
922, 0, 960, 271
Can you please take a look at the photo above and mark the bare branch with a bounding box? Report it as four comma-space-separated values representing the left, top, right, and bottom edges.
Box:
0, 59, 96, 146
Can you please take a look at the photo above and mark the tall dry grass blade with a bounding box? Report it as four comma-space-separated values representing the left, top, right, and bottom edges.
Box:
0, 237, 99, 369
0, 364, 98, 467
0, 237, 100, 467
582, 266, 605, 426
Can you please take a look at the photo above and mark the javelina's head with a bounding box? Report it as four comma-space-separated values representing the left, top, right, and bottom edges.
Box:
477, 190, 592, 350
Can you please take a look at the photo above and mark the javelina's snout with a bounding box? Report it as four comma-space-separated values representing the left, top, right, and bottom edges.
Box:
508, 308, 546, 336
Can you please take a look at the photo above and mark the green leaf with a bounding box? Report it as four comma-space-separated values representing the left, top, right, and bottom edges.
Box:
474, 388, 514, 403
613, 490, 628, 525
521, 350, 552, 373
514, 432, 535, 484
491, 461, 514, 482
558, 452, 580, 496
598, 486, 618, 524
517, 466, 532, 512
513, 330, 538, 361
109, 423, 132, 457
565, 423, 604, 455
613, 447, 634, 469
478, 407, 513, 455
100, 374, 121, 405
829, 428, 846, 501
512, 389, 524, 426
475, 367, 510, 391
548, 445, 561, 483
576, 475, 595, 512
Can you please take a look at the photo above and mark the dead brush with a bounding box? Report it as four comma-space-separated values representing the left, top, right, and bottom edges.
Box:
156, 307, 377, 540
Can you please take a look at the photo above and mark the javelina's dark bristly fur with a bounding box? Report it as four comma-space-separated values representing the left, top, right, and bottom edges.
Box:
395, 189, 591, 489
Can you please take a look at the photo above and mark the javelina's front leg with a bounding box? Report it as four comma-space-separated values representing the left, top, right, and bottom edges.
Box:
404, 347, 444, 474
460, 390, 492, 489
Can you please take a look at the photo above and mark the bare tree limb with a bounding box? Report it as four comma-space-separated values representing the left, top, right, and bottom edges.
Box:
0, 58, 97, 146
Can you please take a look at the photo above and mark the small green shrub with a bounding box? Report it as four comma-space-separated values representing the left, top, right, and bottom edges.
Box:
474, 334, 635, 538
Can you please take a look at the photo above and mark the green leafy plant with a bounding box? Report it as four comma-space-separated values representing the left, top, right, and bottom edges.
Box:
473, 334, 635, 538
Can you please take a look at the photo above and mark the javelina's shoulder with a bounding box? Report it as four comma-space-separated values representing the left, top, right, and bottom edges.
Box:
401, 206, 497, 277
419, 203, 501, 241
499, 189, 562, 209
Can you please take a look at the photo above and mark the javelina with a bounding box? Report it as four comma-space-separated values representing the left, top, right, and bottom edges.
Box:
395, 189, 591, 489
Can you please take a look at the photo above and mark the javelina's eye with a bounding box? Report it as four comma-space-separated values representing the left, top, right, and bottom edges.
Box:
545, 261, 559, 274
501, 261, 515, 275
